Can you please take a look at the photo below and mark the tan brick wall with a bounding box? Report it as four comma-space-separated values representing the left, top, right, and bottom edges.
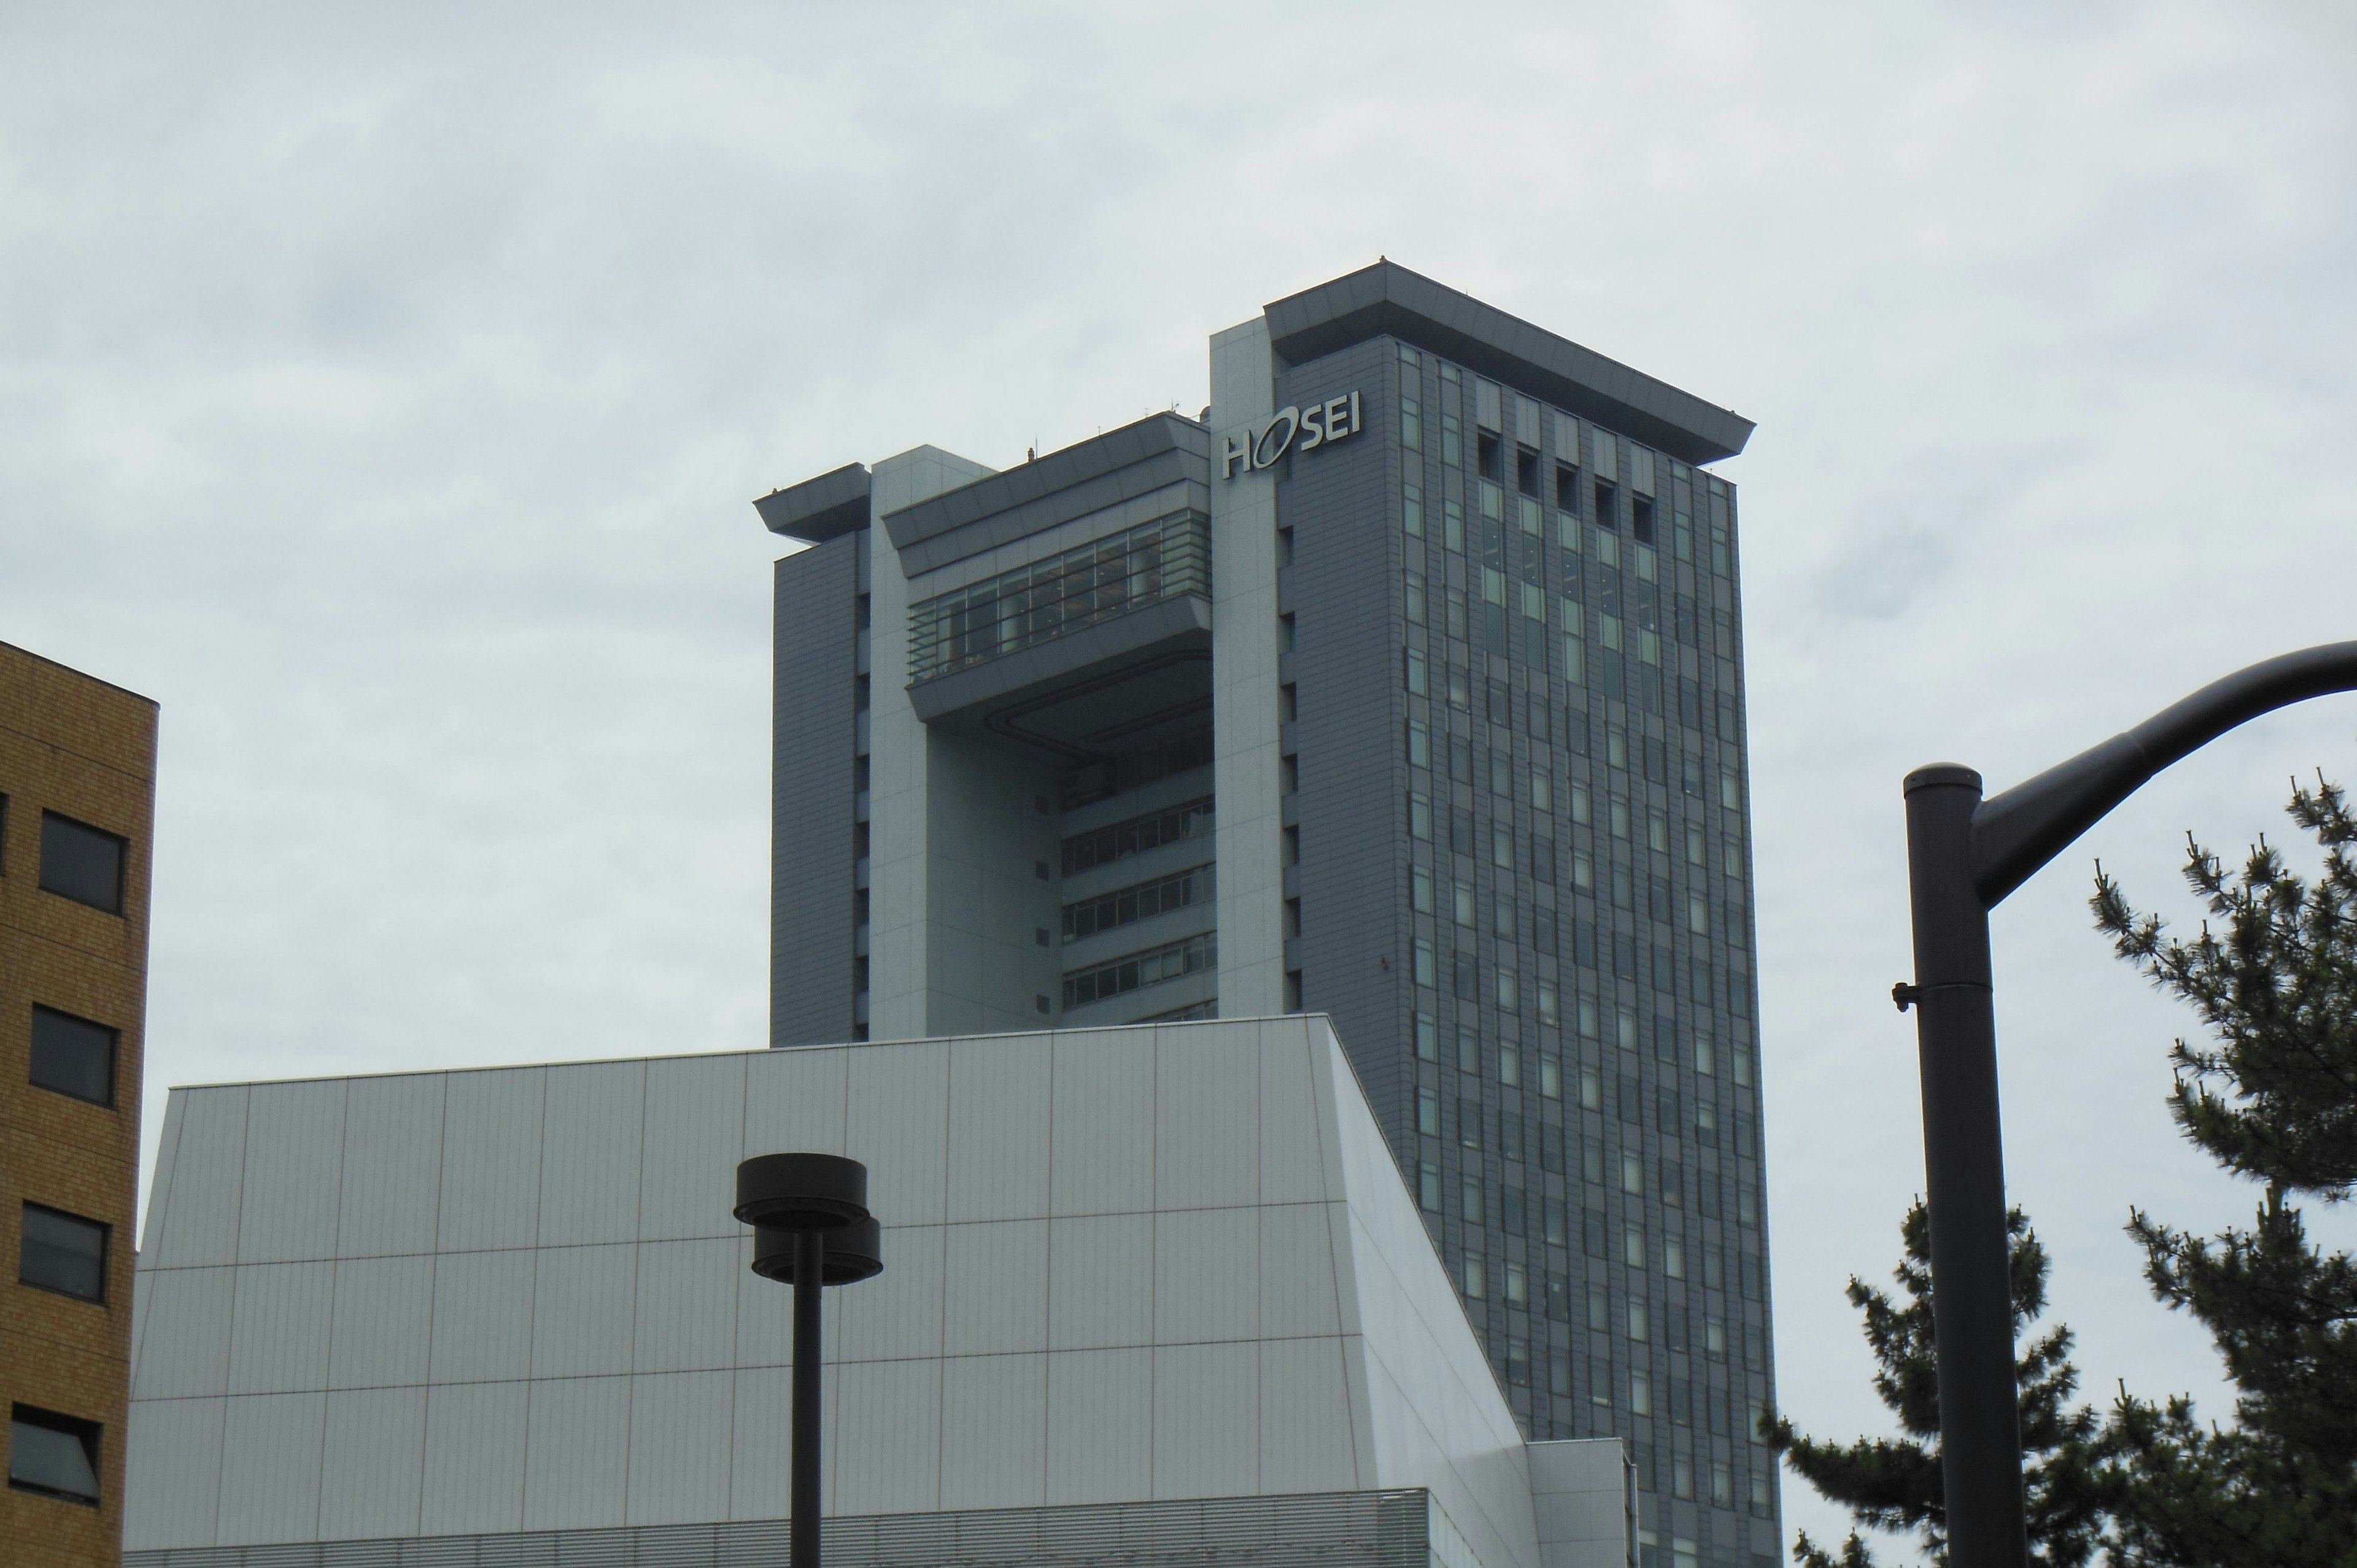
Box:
0, 641, 157, 1568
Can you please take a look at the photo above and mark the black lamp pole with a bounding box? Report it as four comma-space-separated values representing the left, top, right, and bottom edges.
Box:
1897, 641, 2357, 1568
735, 1154, 884, 1568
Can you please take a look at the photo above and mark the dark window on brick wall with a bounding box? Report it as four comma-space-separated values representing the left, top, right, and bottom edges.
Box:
9, 1405, 101, 1505
37, 812, 123, 915
18, 1205, 107, 1302
29, 1007, 115, 1108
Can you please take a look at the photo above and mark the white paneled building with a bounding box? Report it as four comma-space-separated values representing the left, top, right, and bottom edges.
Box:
125, 1017, 1633, 1568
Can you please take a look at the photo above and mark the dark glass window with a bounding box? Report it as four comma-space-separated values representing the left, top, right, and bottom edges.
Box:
1633, 495, 1655, 544
1555, 463, 1579, 511
29, 1007, 115, 1107
1593, 481, 1619, 530
37, 813, 124, 915
19, 1205, 107, 1302
1515, 447, 1541, 498
1476, 430, 1501, 481
9, 1405, 101, 1505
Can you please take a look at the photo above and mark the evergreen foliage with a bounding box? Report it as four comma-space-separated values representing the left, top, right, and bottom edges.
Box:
2089, 773, 2357, 1564
1766, 1202, 2113, 1567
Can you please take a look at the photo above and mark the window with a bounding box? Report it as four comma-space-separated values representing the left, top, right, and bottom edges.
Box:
1630, 1370, 1652, 1415
1649, 811, 1669, 853
1405, 570, 1425, 625
1477, 430, 1501, 481
1530, 770, 1551, 813
1624, 1222, 1647, 1269
1060, 931, 1217, 1009
1489, 749, 1511, 795
1417, 1087, 1440, 1137
1492, 825, 1512, 868
37, 813, 124, 916
1628, 1296, 1651, 1343
29, 1008, 115, 1108
1061, 863, 1213, 943
1665, 1236, 1686, 1280
1515, 446, 1541, 497
1419, 1162, 1441, 1211
1404, 647, 1427, 695
1493, 893, 1516, 941
1453, 881, 1475, 928
1579, 1064, 1602, 1110
9, 1405, 100, 1505
1401, 395, 1422, 452
1415, 1012, 1438, 1060
1411, 864, 1433, 914
1413, 939, 1436, 987
1571, 851, 1593, 891
1594, 481, 1618, 529
1061, 796, 1213, 876
1622, 1153, 1644, 1195
1555, 462, 1580, 510
1461, 1175, 1485, 1226
1687, 822, 1706, 865
1459, 1097, 1483, 1149
1449, 737, 1473, 784
18, 1205, 106, 1303
1463, 1251, 1486, 1299
1610, 795, 1630, 838
1406, 720, 1429, 770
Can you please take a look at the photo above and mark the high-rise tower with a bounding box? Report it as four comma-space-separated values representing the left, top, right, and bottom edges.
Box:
760, 263, 1774, 1563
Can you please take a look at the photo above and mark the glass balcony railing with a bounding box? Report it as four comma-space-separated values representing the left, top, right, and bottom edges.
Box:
908, 510, 1210, 684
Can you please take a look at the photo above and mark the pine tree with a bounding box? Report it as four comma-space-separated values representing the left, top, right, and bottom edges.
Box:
1767, 1201, 2115, 1567
2089, 773, 2357, 1564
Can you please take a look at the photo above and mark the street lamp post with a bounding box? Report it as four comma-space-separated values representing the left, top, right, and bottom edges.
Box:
735, 1153, 884, 1568
1897, 640, 2357, 1568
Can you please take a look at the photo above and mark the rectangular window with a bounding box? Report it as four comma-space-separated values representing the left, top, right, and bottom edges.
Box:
1411, 864, 1433, 914
1489, 749, 1511, 795
29, 1007, 115, 1108
1061, 796, 1214, 876
1415, 1013, 1438, 1061
1492, 825, 1512, 868
1688, 894, 1709, 935
1461, 1175, 1485, 1226
1665, 1236, 1686, 1281
1444, 498, 1465, 554
1450, 809, 1473, 855
1628, 1296, 1651, 1343
1621, 1153, 1644, 1195
1530, 770, 1551, 813
1533, 837, 1556, 882
9, 1405, 101, 1505
1409, 794, 1431, 841
1624, 1222, 1647, 1269
1449, 737, 1472, 783
1061, 863, 1214, 943
1441, 413, 1462, 469
37, 812, 125, 916
1401, 398, 1423, 452
1537, 983, 1558, 1027
1413, 938, 1436, 987
1420, 1162, 1441, 1211
1495, 965, 1517, 1010
1060, 931, 1217, 1010
1579, 1064, 1601, 1111
1571, 851, 1593, 892
1463, 1252, 1487, 1299
1405, 647, 1427, 695
1407, 720, 1429, 769
18, 1205, 107, 1303
1405, 571, 1426, 625
1417, 1087, 1440, 1137
1630, 1370, 1652, 1415
1453, 880, 1475, 928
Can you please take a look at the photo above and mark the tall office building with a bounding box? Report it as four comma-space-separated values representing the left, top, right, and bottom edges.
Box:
2, 639, 158, 1566
761, 263, 1773, 1553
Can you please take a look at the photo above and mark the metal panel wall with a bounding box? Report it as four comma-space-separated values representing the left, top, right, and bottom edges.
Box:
770, 531, 861, 1046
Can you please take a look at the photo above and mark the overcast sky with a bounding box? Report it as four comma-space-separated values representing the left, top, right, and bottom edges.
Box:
5, 2, 2354, 1555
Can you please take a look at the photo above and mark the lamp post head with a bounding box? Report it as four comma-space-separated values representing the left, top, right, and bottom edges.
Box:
734, 1152, 870, 1231
753, 1216, 883, 1284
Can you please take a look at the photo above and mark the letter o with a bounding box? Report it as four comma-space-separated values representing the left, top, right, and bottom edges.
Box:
1253, 407, 1301, 469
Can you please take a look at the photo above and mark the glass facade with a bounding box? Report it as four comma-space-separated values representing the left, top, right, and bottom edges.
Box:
908, 510, 1210, 682
1376, 340, 1773, 1560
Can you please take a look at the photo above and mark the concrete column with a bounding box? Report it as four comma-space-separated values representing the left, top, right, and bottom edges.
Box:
1209, 320, 1285, 1018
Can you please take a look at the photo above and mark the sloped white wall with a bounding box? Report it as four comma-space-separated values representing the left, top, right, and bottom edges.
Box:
127, 1018, 1596, 1568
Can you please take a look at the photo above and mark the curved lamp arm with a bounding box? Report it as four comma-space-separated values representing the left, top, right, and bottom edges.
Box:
1971, 641, 2357, 907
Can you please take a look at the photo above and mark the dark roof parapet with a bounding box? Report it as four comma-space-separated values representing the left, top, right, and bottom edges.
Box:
1263, 260, 1754, 465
